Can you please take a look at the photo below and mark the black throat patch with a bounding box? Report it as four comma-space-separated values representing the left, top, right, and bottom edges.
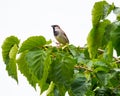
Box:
53, 27, 59, 36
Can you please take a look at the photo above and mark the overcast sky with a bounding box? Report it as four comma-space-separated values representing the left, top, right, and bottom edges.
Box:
0, 0, 120, 96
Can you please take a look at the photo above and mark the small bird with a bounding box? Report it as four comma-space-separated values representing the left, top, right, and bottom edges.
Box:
51, 25, 69, 45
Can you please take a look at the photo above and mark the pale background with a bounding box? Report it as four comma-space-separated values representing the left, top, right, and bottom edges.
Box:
0, 0, 119, 96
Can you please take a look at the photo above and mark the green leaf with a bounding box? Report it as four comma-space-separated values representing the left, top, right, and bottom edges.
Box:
25, 50, 46, 80
9, 44, 18, 59
93, 60, 110, 73
113, 68, 120, 72
101, 24, 113, 48
109, 69, 120, 87
103, 41, 113, 62
95, 87, 114, 96
70, 75, 90, 96
1, 36, 19, 82
1, 36, 20, 64
56, 84, 67, 96
47, 84, 66, 96
46, 81, 55, 96
87, 28, 97, 58
6, 44, 19, 82
49, 52, 76, 86
87, 20, 111, 58
68, 45, 80, 57
68, 45, 87, 64
86, 90, 95, 96
46, 39, 52, 45
25, 49, 52, 93
19, 36, 46, 53
92, 1, 113, 26
96, 72, 110, 86
110, 22, 120, 56
17, 51, 38, 88
39, 50, 52, 94
6, 58, 18, 82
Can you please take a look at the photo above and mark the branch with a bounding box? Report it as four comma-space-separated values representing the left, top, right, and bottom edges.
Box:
74, 65, 93, 72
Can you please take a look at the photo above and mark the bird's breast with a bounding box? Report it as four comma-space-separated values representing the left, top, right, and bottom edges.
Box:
54, 31, 59, 36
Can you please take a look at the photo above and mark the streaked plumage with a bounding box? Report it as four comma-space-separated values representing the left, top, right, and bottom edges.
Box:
51, 25, 69, 45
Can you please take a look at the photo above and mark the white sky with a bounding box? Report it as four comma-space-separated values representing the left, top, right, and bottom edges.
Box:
0, 0, 120, 96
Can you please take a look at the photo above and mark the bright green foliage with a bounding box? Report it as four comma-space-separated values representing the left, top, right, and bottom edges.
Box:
92, 1, 113, 26
6, 44, 19, 82
19, 36, 46, 53
38, 50, 51, 93
17, 51, 38, 88
49, 51, 75, 84
1, 1, 120, 96
1, 36, 19, 82
46, 81, 55, 96
70, 74, 91, 96
110, 22, 120, 56
87, 20, 111, 58
103, 41, 113, 63
1, 36, 19, 64
25, 50, 46, 80
48, 50, 76, 96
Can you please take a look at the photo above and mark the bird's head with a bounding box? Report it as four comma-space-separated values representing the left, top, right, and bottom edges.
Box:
51, 25, 60, 28
51, 25, 61, 32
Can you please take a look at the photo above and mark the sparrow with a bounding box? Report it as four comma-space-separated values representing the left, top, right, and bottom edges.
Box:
51, 25, 69, 45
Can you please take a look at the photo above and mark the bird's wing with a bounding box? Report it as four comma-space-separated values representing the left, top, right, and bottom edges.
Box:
62, 30, 69, 43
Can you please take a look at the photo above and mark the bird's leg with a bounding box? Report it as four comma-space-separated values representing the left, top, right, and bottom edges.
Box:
52, 40, 61, 46
55, 42, 61, 47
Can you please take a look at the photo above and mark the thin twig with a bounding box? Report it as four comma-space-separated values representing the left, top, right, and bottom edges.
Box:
74, 65, 93, 72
